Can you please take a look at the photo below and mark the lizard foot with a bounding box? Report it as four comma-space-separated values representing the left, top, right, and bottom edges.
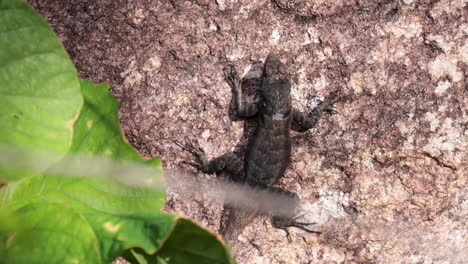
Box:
174, 140, 209, 172
272, 215, 321, 242
307, 96, 339, 115
223, 64, 241, 93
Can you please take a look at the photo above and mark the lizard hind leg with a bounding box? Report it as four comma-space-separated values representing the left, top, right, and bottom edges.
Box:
174, 140, 244, 180
268, 187, 320, 242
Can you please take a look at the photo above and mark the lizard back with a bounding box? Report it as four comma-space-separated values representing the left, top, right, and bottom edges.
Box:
245, 54, 293, 188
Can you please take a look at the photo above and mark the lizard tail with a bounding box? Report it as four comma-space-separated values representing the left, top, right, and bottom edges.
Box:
219, 205, 257, 244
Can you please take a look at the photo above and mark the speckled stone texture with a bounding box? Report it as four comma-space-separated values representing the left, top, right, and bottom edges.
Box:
28, 0, 467, 263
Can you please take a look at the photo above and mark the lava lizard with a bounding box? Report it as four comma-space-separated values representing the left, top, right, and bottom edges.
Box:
177, 54, 336, 244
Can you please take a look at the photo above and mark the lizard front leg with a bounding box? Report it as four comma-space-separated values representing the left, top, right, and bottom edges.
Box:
223, 65, 259, 118
175, 141, 244, 181
293, 96, 337, 131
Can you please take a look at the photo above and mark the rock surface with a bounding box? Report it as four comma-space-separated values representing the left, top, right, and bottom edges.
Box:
28, 0, 467, 263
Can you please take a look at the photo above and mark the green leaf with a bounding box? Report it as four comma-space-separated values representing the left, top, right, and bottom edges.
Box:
126, 219, 236, 264
0, 76, 167, 263
1, 199, 101, 263
71, 80, 154, 162
0, 171, 173, 263
0, 0, 83, 180
0, 79, 235, 263
1, 174, 235, 264
0, 0, 235, 263
67, 78, 165, 210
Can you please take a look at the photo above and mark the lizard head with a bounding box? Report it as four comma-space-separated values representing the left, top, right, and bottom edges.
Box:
260, 54, 291, 115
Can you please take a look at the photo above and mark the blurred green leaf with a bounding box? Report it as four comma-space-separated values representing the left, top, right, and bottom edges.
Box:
0, 0, 83, 180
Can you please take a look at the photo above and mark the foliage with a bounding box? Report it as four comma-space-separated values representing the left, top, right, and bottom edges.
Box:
0, 0, 235, 263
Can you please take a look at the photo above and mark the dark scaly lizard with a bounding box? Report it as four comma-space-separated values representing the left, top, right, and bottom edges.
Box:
177, 54, 335, 244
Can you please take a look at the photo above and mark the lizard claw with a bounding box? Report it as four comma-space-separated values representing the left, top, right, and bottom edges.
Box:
272, 215, 321, 241
307, 96, 339, 115
290, 221, 321, 234
174, 140, 204, 155
289, 213, 321, 233
321, 101, 339, 115
181, 160, 203, 170
188, 142, 205, 155
174, 140, 189, 151
276, 223, 317, 243
174, 140, 208, 171
327, 107, 339, 115
284, 228, 292, 243
223, 65, 241, 92
323, 95, 343, 115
